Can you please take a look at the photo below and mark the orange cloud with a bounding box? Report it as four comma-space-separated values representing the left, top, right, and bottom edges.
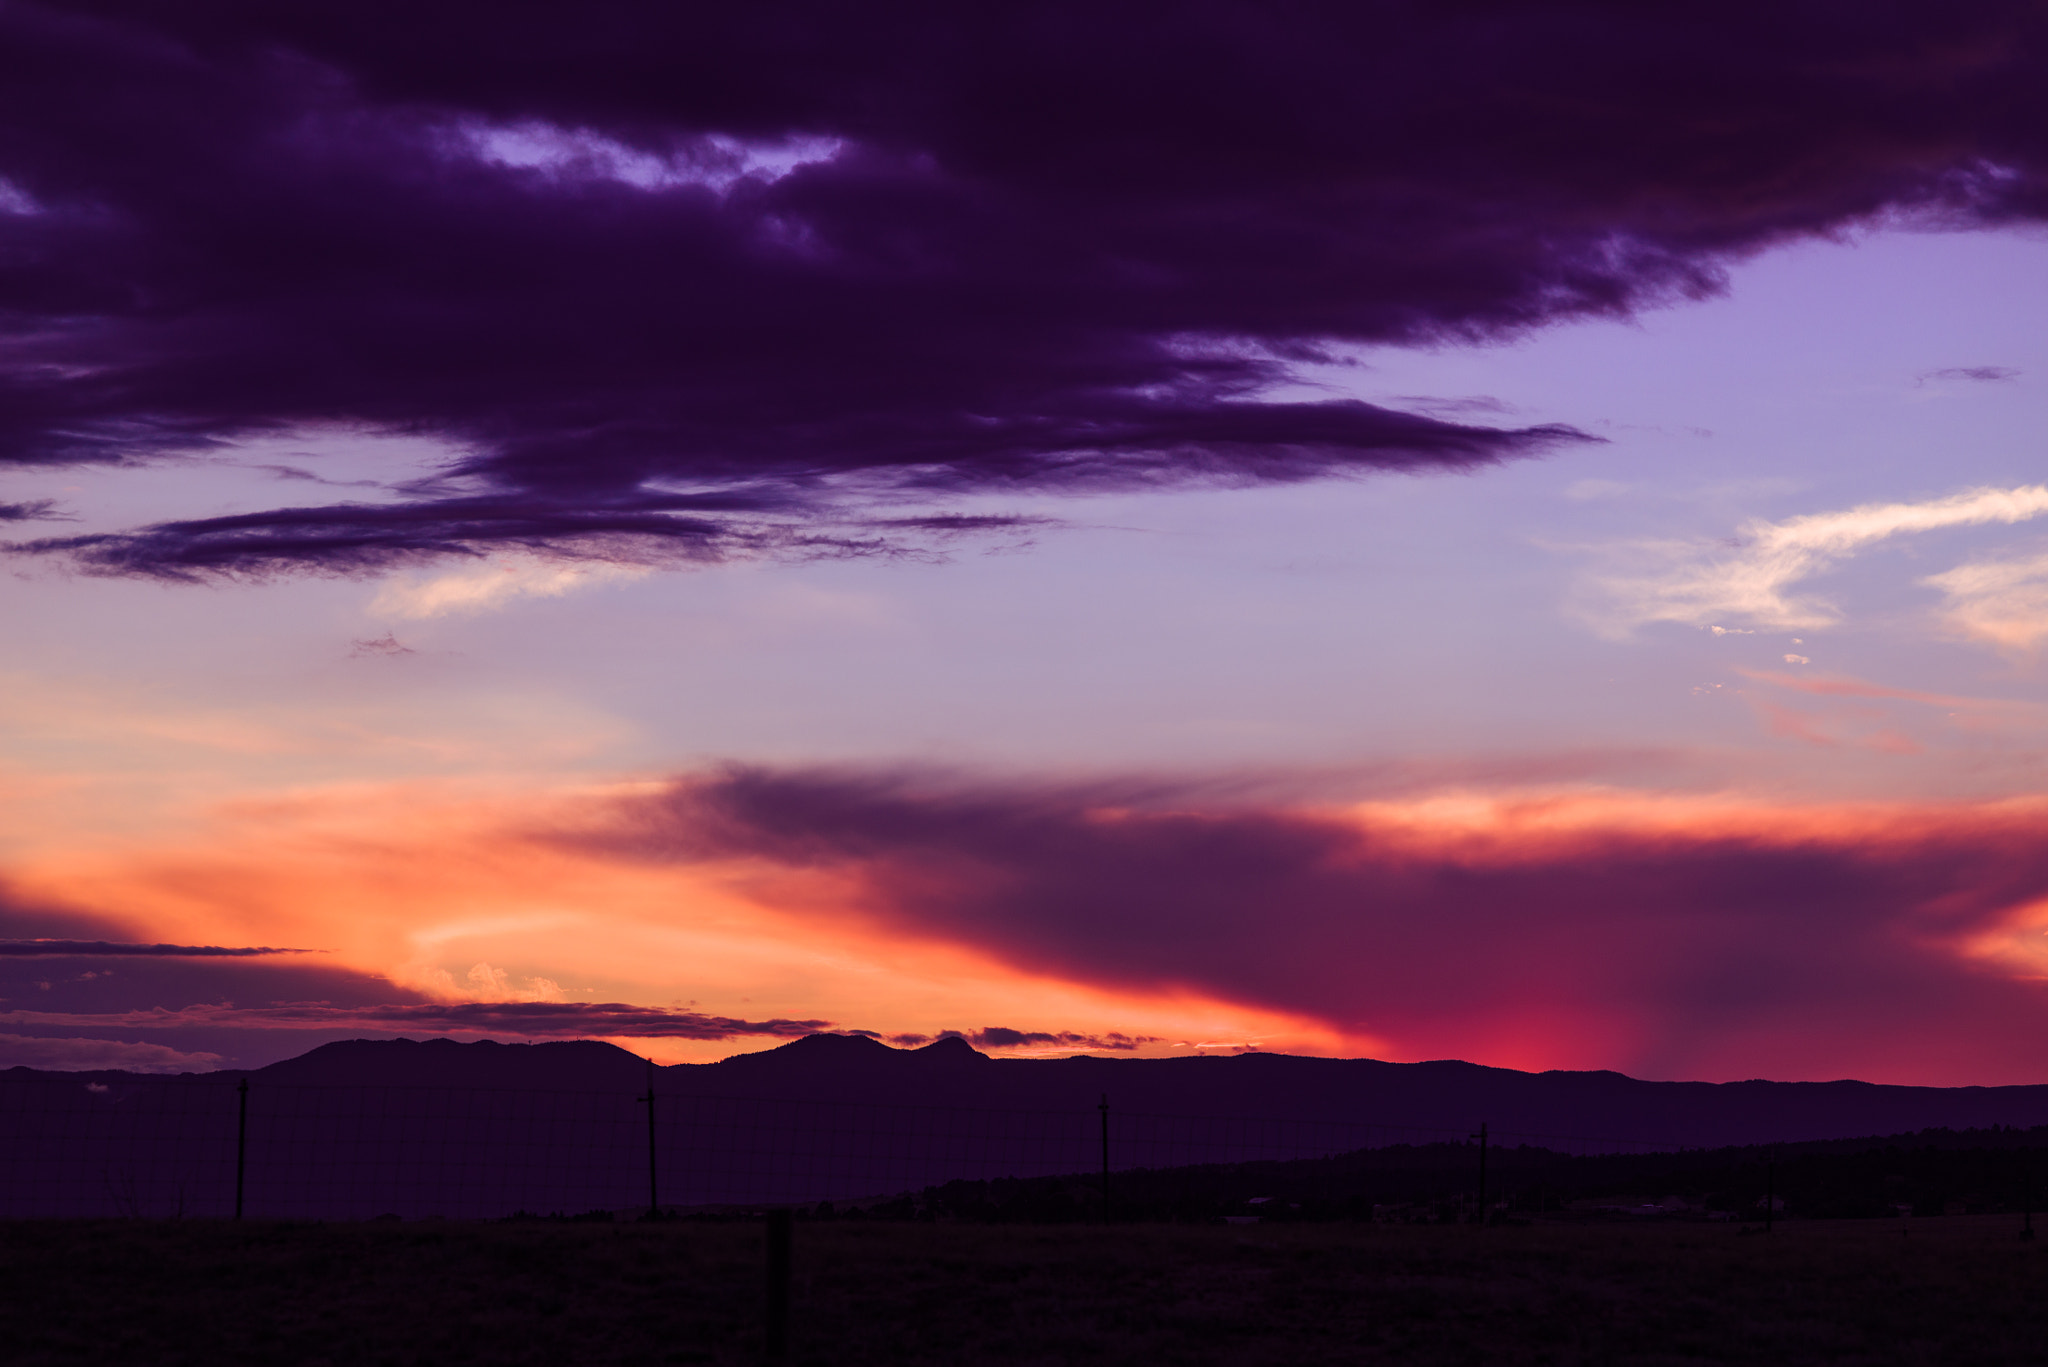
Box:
1, 778, 1335, 1066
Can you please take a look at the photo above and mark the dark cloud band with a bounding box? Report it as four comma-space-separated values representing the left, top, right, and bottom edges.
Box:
8, 3, 2045, 574
877, 1027, 1159, 1052
0, 941, 313, 958
0, 1000, 831, 1040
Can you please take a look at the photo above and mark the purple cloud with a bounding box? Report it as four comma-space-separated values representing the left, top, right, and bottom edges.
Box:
1919, 366, 2022, 383
818, 1026, 1153, 1051
579, 765, 2048, 1083
9, 4, 2046, 575
946, 1027, 1158, 1053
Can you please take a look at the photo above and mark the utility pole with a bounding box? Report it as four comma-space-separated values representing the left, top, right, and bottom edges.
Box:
235, 1077, 248, 1221
1098, 1094, 1110, 1225
640, 1055, 659, 1217
2024, 1150, 2035, 1241
1764, 1150, 1776, 1235
1471, 1123, 1488, 1226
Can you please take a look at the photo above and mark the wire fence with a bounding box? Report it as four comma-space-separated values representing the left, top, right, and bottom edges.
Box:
0, 1072, 1679, 1221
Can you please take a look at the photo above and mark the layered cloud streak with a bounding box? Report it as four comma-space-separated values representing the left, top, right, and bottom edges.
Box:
0, 1000, 830, 1041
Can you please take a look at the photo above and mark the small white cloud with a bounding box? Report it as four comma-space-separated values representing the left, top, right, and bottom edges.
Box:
1708, 625, 1754, 636
369, 556, 652, 618
442, 962, 568, 1004
1783, 654, 1811, 665
1923, 551, 2048, 653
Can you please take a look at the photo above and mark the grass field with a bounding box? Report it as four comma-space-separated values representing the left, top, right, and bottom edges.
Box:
4, 1214, 2044, 1365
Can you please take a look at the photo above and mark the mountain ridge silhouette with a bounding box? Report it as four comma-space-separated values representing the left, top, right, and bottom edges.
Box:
20, 1032, 2048, 1148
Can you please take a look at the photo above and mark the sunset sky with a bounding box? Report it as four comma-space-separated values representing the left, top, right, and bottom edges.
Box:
6, 2, 2048, 1083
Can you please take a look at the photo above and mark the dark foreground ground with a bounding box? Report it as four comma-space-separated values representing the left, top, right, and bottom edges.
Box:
4, 1215, 2044, 1366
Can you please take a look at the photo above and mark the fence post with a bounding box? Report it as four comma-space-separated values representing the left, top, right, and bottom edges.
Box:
640, 1055, 659, 1217
1470, 1122, 1487, 1226
1098, 1093, 1110, 1225
234, 1077, 248, 1221
764, 1208, 793, 1362
1764, 1149, 1776, 1234
2024, 1150, 2035, 1241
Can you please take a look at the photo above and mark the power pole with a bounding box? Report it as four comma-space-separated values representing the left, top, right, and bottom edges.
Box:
1098, 1094, 1110, 1225
1471, 1123, 1488, 1226
640, 1055, 659, 1217
2024, 1150, 2035, 1241
235, 1077, 248, 1221
1764, 1150, 1776, 1234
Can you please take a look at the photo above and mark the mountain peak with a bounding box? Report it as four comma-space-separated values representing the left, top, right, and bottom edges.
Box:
913, 1035, 990, 1064
739, 1032, 897, 1061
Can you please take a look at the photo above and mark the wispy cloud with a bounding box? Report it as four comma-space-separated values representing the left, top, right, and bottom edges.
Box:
1734, 669, 2047, 718
1578, 485, 2048, 636
1923, 551, 2048, 653
348, 633, 415, 658
1731, 668, 2046, 753
368, 555, 655, 618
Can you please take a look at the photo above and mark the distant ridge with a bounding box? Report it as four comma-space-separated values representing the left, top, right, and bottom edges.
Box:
16, 1033, 2048, 1148
251, 1037, 649, 1091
